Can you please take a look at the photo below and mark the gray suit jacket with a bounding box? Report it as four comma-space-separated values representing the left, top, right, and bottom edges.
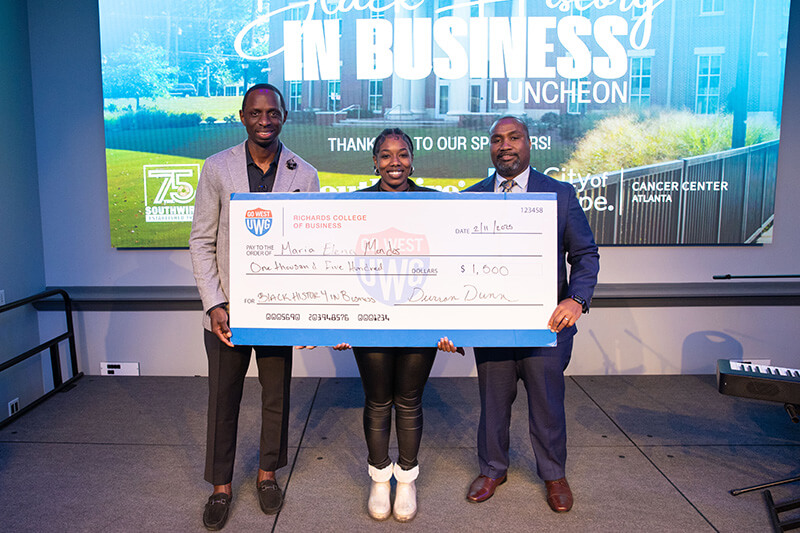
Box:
189, 141, 320, 330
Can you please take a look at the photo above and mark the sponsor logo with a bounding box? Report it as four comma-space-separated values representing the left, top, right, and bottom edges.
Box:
353, 228, 430, 305
143, 164, 199, 222
246, 208, 273, 236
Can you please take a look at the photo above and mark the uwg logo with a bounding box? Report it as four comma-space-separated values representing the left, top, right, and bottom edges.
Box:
354, 228, 430, 305
245, 208, 273, 236
143, 164, 199, 222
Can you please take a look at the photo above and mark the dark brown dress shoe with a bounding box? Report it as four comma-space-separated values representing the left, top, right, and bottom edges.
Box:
257, 479, 284, 515
203, 492, 231, 531
466, 474, 507, 502
545, 477, 573, 512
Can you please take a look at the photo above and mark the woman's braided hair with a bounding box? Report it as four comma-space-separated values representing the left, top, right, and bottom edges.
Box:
372, 128, 414, 158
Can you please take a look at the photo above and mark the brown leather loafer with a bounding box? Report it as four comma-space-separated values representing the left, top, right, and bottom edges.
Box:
545, 477, 573, 512
466, 474, 507, 503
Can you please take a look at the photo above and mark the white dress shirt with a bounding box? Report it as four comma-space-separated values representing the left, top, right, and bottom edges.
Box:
494, 166, 530, 193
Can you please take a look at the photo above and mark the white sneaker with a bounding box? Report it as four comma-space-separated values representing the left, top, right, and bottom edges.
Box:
393, 464, 419, 522
367, 464, 393, 520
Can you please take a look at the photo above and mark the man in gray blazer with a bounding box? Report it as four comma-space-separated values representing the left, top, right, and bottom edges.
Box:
189, 83, 319, 531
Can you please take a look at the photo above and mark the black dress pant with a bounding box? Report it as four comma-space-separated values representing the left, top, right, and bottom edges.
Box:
204, 329, 292, 485
353, 347, 437, 470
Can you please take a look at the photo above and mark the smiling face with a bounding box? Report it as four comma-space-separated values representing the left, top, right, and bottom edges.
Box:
239, 89, 286, 150
373, 134, 413, 191
489, 117, 532, 178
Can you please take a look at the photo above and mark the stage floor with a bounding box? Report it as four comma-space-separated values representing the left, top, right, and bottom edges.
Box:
1, 375, 799, 532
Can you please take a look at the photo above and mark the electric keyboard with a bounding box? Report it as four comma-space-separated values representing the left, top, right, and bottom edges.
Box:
717, 359, 800, 404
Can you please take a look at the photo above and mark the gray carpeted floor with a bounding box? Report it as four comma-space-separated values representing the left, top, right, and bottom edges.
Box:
1, 375, 799, 532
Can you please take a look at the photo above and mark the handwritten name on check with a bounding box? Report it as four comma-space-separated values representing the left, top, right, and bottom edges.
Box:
229, 192, 557, 347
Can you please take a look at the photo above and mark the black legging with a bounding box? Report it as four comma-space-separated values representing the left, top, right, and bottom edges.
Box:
352, 347, 437, 470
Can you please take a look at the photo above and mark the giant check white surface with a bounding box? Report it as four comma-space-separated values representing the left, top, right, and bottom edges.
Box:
229, 192, 557, 347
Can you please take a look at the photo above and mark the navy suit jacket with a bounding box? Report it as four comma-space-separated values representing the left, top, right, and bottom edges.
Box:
465, 168, 600, 342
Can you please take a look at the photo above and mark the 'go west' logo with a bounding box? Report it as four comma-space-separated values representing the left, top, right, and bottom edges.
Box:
143, 164, 199, 222
354, 228, 430, 305
245, 208, 273, 236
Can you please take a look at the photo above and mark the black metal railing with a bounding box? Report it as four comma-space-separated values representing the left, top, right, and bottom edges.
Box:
582, 140, 779, 245
0, 289, 83, 428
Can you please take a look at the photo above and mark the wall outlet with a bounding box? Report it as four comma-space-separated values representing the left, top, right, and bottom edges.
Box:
8, 398, 19, 417
0, 289, 5, 306
100, 362, 140, 376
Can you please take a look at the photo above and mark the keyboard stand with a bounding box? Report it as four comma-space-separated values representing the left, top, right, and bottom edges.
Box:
730, 404, 800, 496
764, 490, 800, 532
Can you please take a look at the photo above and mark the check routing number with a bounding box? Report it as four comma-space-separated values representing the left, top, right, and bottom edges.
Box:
229, 192, 557, 347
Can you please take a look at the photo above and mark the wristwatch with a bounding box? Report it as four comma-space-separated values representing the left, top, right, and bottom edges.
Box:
570, 294, 588, 314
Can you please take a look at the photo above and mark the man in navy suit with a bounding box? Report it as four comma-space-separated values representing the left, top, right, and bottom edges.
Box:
463, 116, 599, 512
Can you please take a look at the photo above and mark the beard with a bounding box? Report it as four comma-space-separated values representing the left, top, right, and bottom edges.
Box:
493, 155, 524, 177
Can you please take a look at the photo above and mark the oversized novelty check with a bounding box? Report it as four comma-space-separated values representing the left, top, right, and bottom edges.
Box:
229, 192, 557, 347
